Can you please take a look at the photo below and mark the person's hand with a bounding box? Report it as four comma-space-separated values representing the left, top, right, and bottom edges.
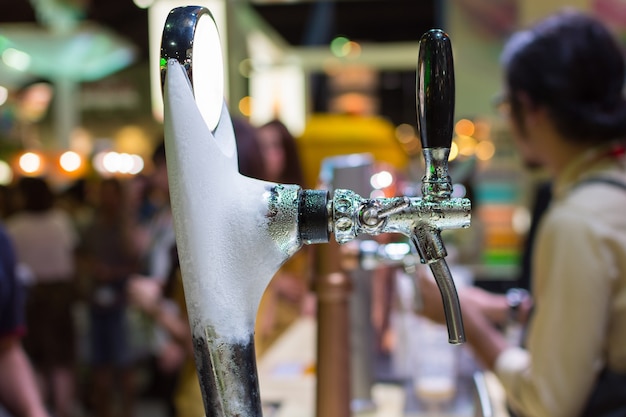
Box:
272, 273, 306, 302
414, 267, 453, 325
158, 340, 186, 373
127, 275, 163, 316
415, 267, 534, 328
414, 266, 488, 325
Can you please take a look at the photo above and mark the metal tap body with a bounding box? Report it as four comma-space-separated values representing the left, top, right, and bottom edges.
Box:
327, 146, 470, 344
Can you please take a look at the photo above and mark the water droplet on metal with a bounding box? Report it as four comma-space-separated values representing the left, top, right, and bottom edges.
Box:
336, 217, 353, 231
335, 199, 351, 213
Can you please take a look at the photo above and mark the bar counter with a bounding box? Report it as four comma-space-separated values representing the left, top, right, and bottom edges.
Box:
257, 316, 512, 417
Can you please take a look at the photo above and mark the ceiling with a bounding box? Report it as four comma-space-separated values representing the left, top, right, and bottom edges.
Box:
250, 0, 436, 46
0, 0, 436, 62
0, 0, 150, 59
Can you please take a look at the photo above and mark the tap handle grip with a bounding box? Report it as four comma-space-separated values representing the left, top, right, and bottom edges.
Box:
416, 29, 455, 150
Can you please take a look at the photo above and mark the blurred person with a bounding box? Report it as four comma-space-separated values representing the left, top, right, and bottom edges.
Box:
254, 119, 313, 354
136, 141, 176, 288
127, 247, 201, 417
130, 140, 182, 414
417, 10, 626, 417
127, 174, 157, 227
233, 117, 267, 180
56, 179, 94, 238
79, 178, 139, 417
0, 222, 50, 417
256, 119, 304, 184
6, 176, 79, 417
0, 185, 13, 219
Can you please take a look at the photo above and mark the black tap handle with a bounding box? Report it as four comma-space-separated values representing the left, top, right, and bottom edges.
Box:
416, 29, 455, 150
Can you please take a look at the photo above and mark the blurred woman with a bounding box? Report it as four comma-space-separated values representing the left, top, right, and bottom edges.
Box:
80, 178, 139, 417
254, 119, 312, 354
256, 119, 304, 184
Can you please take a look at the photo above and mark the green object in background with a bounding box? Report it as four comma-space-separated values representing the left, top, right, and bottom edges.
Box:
483, 248, 520, 266
475, 181, 519, 204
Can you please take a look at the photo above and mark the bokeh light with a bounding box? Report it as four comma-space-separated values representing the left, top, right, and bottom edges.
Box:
370, 170, 393, 189
0, 160, 12, 185
59, 151, 82, 173
19, 152, 43, 175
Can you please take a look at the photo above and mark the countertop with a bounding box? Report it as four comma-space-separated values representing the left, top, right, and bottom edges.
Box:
257, 316, 511, 417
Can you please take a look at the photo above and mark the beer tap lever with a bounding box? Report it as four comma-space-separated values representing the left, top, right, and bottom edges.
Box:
324, 29, 469, 344
415, 29, 466, 344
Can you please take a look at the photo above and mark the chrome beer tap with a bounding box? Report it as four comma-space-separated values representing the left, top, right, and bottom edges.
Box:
324, 29, 469, 344
160, 6, 469, 416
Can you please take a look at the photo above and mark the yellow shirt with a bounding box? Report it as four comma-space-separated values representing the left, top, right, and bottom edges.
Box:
170, 268, 205, 417
174, 359, 204, 417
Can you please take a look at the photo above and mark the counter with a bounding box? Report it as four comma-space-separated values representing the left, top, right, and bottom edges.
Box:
257, 316, 511, 417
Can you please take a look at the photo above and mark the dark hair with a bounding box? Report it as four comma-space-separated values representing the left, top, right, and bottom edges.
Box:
16, 176, 54, 212
152, 138, 167, 167
232, 117, 266, 179
259, 119, 305, 185
502, 10, 626, 143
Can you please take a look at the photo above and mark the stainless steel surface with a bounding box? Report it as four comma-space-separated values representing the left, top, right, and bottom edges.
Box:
425, 259, 465, 344
421, 148, 453, 199
192, 333, 262, 416
472, 372, 495, 417
331, 190, 470, 244
327, 186, 469, 344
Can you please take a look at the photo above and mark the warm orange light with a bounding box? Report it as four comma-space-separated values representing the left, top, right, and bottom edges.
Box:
238, 96, 252, 117
473, 120, 491, 141
456, 135, 477, 156
449, 141, 459, 161
455, 119, 475, 137
475, 141, 496, 161
395, 123, 416, 144
345, 41, 361, 58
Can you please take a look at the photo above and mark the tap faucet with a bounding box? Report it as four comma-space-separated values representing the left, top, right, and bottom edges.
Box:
160, 6, 469, 416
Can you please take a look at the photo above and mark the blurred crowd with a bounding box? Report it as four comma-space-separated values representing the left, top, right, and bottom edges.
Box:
0, 118, 311, 417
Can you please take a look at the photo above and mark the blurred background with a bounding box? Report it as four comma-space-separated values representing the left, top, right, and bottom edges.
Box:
0, 1, 625, 416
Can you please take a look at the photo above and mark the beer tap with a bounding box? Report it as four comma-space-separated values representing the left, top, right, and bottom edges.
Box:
160, 6, 469, 416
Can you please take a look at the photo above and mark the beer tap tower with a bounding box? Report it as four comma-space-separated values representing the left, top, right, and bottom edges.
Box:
160, 6, 470, 416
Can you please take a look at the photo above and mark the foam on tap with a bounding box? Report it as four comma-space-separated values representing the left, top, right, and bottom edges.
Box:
163, 60, 288, 344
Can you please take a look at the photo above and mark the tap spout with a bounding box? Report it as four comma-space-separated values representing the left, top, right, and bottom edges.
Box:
329, 188, 470, 343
